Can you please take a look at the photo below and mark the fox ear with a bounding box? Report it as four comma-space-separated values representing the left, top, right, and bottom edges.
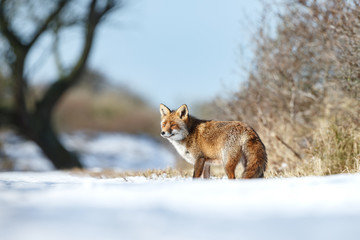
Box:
176, 104, 189, 119
160, 104, 171, 117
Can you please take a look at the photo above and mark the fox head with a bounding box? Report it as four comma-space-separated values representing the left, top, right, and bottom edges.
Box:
159, 104, 189, 141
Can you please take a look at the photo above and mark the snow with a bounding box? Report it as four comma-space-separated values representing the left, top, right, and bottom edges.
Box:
0, 131, 175, 171
1, 131, 360, 239
1, 172, 360, 240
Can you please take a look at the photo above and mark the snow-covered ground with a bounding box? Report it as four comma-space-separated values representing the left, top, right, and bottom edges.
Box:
1, 172, 360, 240
0, 131, 175, 171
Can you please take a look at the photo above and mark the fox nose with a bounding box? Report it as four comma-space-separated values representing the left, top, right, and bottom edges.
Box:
161, 131, 166, 136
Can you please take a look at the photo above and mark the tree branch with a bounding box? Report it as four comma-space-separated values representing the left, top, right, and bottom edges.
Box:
36, 0, 118, 117
52, 29, 66, 77
27, 0, 68, 48
0, 2, 25, 52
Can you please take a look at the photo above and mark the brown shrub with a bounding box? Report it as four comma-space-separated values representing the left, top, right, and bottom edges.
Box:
217, 0, 360, 176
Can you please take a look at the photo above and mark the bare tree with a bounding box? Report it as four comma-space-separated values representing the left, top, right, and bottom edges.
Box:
0, 0, 122, 169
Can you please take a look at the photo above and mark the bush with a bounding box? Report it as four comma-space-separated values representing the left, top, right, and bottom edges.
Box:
217, 0, 360, 176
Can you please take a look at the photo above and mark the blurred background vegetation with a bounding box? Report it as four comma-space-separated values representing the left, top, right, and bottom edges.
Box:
1, 0, 359, 176
52, 69, 159, 136
214, 0, 360, 176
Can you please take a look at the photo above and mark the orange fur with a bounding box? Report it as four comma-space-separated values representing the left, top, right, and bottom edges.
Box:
160, 104, 267, 179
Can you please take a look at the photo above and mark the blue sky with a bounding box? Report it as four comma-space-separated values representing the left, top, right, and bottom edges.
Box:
28, 0, 264, 108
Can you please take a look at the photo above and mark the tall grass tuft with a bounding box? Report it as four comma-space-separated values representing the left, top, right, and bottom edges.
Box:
311, 120, 360, 175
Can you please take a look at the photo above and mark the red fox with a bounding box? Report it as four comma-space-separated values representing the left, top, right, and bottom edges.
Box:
160, 104, 267, 179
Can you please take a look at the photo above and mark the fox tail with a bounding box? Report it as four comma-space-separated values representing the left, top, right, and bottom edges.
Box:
242, 137, 267, 179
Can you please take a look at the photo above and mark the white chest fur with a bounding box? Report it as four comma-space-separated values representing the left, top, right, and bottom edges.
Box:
169, 140, 196, 165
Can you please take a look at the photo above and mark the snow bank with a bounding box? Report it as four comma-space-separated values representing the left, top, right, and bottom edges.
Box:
0, 132, 175, 171
1, 172, 360, 240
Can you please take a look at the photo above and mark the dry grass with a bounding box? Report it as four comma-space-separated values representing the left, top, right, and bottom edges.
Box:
68, 168, 193, 179
310, 120, 360, 175
68, 164, 251, 179
68, 166, 274, 180
66, 166, 321, 179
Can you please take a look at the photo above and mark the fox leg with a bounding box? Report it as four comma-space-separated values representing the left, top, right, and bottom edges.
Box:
202, 162, 211, 179
193, 157, 206, 178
